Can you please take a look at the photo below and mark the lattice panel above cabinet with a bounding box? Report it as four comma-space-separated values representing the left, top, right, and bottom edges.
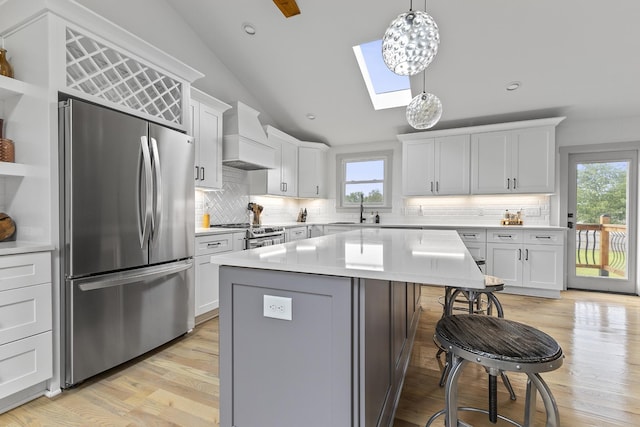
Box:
65, 28, 182, 125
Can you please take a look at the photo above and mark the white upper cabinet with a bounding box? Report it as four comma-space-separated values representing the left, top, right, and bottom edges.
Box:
249, 126, 299, 196
471, 124, 558, 194
401, 117, 564, 196
190, 89, 231, 190
298, 142, 328, 198
401, 134, 470, 196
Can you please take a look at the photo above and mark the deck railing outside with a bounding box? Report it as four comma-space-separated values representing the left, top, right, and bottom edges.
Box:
575, 215, 627, 277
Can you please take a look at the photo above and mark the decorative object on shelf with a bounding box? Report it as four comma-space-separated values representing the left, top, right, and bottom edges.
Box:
500, 209, 524, 225
0, 47, 14, 78
0, 212, 16, 241
202, 213, 210, 228
406, 70, 442, 129
382, 0, 440, 76
248, 202, 263, 226
0, 138, 14, 162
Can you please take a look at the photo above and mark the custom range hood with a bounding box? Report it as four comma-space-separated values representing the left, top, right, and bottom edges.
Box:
223, 101, 275, 170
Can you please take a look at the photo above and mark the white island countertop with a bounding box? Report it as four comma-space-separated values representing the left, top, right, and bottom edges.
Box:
212, 228, 486, 288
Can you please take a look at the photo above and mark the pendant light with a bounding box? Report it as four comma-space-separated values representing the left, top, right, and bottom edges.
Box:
406, 71, 442, 129
382, 0, 440, 76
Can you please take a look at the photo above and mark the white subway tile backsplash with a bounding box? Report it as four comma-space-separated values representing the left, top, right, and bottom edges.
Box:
196, 167, 551, 227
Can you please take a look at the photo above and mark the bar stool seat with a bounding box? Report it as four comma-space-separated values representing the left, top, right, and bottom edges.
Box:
427, 314, 563, 427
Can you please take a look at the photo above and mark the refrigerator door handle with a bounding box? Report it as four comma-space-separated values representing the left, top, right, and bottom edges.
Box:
77, 260, 193, 292
150, 137, 163, 237
139, 136, 153, 248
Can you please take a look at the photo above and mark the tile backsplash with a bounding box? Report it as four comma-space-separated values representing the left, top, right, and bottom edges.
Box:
195, 166, 250, 225
197, 168, 551, 226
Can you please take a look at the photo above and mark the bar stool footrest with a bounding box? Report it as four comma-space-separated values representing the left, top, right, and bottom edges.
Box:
425, 406, 523, 427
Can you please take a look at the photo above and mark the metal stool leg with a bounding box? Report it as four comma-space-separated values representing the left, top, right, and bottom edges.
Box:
444, 355, 467, 427
500, 371, 517, 401
524, 373, 560, 427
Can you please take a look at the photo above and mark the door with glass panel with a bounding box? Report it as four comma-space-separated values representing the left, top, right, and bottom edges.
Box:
567, 151, 637, 293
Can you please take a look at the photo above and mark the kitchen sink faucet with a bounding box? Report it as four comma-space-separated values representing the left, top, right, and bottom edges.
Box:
360, 194, 366, 223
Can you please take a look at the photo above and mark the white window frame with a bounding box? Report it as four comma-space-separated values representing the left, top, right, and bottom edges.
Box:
336, 150, 393, 210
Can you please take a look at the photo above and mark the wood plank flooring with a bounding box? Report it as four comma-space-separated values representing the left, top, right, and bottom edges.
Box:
2, 286, 639, 426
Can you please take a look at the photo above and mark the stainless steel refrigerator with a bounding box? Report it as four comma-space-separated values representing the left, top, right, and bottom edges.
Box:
59, 98, 195, 387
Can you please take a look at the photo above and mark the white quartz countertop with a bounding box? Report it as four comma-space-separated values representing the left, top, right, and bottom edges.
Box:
212, 228, 486, 288
0, 241, 55, 256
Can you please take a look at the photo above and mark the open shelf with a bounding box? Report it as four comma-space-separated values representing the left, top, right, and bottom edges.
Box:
0, 161, 29, 177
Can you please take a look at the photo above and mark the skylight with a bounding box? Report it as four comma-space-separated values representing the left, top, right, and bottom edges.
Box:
353, 39, 412, 110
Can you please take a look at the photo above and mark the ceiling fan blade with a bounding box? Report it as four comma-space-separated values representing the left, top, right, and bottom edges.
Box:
273, 0, 300, 18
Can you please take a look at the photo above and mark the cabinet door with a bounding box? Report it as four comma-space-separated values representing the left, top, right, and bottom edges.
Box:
486, 243, 523, 287
266, 139, 284, 195
197, 103, 223, 189
471, 131, 512, 194
298, 147, 325, 198
463, 242, 486, 273
523, 244, 563, 290
0, 331, 52, 400
188, 100, 200, 182
512, 126, 555, 193
434, 135, 470, 195
281, 140, 298, 196
195, 255, 219, 316
402, 139, 434, 196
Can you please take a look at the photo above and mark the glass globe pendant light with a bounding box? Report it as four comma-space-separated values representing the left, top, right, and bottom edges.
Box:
382, 0, 440, 76
406, 72, 442, 129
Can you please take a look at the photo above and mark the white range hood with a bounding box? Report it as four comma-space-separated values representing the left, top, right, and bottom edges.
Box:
223, 101, 275, 170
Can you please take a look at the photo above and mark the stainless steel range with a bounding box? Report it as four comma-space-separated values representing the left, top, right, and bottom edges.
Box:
246, 226, 285, 249
213, 223, 285, 249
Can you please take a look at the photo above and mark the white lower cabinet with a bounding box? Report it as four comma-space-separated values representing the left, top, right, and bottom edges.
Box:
486, 230, 564, 296
0, 331, 52, 399
308, 225, 323, 238
195, 232, 245, 320
286, 226, 307, 242
457, 229, 486, 273
0, 251, 52, 408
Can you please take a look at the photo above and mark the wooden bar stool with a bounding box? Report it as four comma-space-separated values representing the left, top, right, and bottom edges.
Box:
427, 315, 564, 427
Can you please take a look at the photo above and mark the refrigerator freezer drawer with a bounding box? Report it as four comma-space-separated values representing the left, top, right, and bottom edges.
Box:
64, 260, 193, 387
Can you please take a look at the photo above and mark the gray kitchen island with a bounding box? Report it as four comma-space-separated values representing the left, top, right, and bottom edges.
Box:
214, 228, 485, 427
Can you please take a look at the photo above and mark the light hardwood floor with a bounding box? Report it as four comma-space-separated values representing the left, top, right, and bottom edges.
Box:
2, 287, 639, 426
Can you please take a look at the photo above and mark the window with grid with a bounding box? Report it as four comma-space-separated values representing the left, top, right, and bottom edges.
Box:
337, 151, 392, 209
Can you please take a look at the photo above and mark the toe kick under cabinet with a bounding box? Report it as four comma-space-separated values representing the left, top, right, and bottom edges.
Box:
0, 251, 53, 412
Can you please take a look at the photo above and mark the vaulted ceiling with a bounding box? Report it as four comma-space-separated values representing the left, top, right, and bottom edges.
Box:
163, 1, 640, 146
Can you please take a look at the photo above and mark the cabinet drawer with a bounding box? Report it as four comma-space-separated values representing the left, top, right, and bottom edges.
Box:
0, 331, 52, 399
457, 229, 486, 243
524, 230, 564, 245
0, 283, 52, 345
287, 226, 307, 241
196, 234, 234, 256
488, 230, 524, 243
0, 252, 51, 293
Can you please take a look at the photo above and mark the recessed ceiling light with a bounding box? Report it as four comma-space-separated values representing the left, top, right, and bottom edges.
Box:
506, 81, 521, 91
306, 113, 316, 120
242, 23, 256, 35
